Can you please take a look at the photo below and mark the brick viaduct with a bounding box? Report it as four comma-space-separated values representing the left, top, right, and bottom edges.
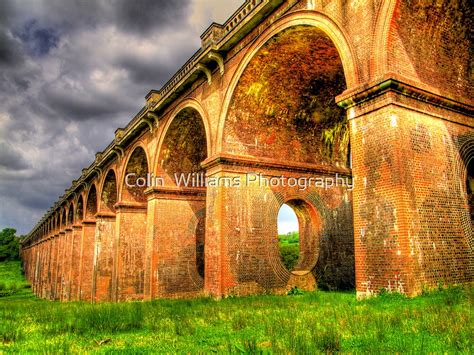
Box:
20, 0, 473, 301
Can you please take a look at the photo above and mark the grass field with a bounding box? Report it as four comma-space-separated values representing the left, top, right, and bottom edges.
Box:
0, 261, 472, 353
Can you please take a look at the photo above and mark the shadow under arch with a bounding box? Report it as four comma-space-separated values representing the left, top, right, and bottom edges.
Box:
216, 10, 359, 153
85, 184, 98, 219
120, 145, 150, 203
150, 104, 209, 295
100, 169, 118, 213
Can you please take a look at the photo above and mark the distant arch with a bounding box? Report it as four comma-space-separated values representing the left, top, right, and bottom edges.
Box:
120, 146, 150, 203
100, 169, 118, 212
67, 203, 74, 225
85, 184, 98, 219
76, 195, 84, 223
156, 106, 208, 186
61, 208, 67, 230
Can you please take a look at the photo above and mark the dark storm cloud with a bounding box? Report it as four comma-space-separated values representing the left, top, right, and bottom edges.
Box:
0, 142, 29, 170
15, 20, 60, 57
40, 84, 137, 121
113, 0, 191, 34
0, 30, 23, 65
0, 2, 24, 67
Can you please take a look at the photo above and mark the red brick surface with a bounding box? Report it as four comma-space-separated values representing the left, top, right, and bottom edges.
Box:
21, 0, 473, 301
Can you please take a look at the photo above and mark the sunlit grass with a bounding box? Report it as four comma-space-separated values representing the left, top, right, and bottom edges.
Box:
0, 262, 472, 353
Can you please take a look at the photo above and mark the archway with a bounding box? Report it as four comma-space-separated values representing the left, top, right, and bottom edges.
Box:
67, 204, 73, 226
94, 169, 118, 302
61, 209, 66, 230
277, 204, 300, 271
101, 170, 118, 212
122, 147, 149, 203
217, 24, 355, 294
153, 107, 208, 294
158, 107, 208, 185
76, 196, 84, 223
117, 146, 149, 301
223, 26, 349, 166
85, 185, 98, 219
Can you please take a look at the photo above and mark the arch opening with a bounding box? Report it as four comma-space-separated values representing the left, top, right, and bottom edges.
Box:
67, 204, 74, 226
54, 214, 59, 232
159, 107, 208, 185
86, 185, 98, 219
277, 204, 300, 271
76, 196, 84, 223
101, 170, 118, 212
158, 107, 208, 286
61, 209, 66, 230
223, 25, 349, 167
123, 147, 149, 203
277, 200, 321, 274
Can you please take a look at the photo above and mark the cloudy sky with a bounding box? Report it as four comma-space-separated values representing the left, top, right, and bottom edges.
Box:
0, 0, 298, 236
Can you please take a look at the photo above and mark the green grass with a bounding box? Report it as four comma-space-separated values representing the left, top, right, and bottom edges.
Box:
0, 261, 31, 297
0, 262, 472, 353
279, 232, 300, 270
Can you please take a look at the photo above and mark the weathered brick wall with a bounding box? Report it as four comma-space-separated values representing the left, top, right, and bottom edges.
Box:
115, 204, 147, 301
147, 190, 206, 298
93, 215, 117, 302
347, 86, 473, 297
79, 221, 96, 301
70, 225, 83, 301
387, 0, 472, 101
204, 160, 354, 297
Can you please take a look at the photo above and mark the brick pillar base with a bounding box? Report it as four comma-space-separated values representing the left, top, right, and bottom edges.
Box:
338, 76, 474, 297
61, 228, 73, 301
79, 220, 96, 301
93, 212, 117, 302
70, 224, 83, 301
115, 202, 147, 301
146, 187, 206, 299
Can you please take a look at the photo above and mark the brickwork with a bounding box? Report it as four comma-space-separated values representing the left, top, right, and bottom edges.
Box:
20, 0, 472, 301
93, 214, 117, 302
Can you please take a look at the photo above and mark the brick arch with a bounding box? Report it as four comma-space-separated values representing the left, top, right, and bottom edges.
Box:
155, 99, 212, 170
85, 184, 98, 219
100, 168, 118, 213
221, 29, 349, 166
54, 213, 59, 232
119, 145, 150, 203
60, 208, 67, 230
269, 196, 324, 277
155, 103, 209, 186
76, 194, 84, 223
152, 101, 209, 291
217, 10, 359, 153
67, 202, 74, 226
